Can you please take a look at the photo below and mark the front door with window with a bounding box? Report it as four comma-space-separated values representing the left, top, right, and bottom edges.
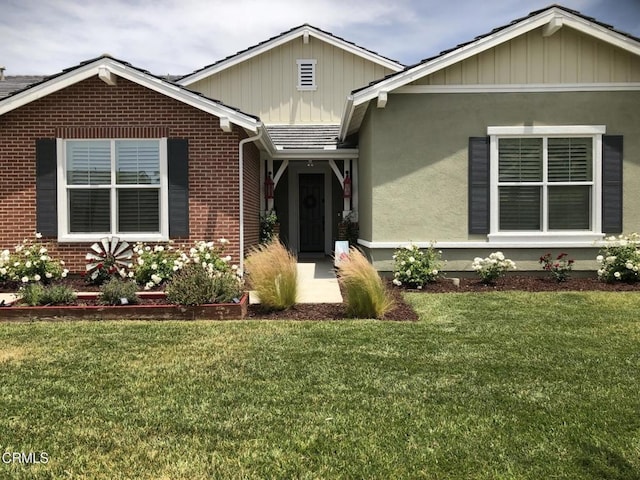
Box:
299, 173, 324, 252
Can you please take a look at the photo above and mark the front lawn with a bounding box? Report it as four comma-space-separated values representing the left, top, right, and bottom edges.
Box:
1, 291, 639, 479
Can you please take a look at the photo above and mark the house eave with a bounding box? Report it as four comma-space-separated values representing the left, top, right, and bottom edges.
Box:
0, 57, 261, 133
340, 6, 640, 137
271, 148, 359, 160
179, 25, 404, 86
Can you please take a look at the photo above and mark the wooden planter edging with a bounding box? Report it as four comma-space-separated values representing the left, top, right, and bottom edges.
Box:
0, 293, 249, 322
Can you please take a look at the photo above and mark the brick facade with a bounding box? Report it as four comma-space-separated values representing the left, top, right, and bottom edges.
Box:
0, 75, 260, 272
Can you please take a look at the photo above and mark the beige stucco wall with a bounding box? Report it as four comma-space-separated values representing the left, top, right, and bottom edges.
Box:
189, 36, 395, 124
413, 27, 640, 85
358, 90, 640, 270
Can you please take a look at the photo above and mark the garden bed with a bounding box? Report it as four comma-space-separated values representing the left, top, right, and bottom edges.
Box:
0, 292, 249, 321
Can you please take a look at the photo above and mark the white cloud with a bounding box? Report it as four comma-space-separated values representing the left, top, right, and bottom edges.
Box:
0, 0, 638, 75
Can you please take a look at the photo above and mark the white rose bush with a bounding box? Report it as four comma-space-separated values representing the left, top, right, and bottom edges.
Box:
3, 233, 68, 284
392, 244, 444, 288
596, 233, 640, 283
472, 251, 516, 284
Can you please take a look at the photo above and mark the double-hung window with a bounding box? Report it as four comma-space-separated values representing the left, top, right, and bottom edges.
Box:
59, 138, 168, 241
487, 126, 605, 242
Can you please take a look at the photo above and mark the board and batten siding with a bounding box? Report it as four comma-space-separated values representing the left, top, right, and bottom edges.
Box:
412, 26, 640, 85
189, 37, 395, 124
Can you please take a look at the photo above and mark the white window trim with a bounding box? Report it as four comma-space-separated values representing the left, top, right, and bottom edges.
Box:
487, 125, 605, 244
57, 138, 169, 243
297, 59, 317, 91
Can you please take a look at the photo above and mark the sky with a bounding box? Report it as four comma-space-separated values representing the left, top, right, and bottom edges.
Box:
1, 0, 639, 76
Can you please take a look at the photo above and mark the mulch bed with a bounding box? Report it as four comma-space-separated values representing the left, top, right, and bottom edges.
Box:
3, 274, 639, 321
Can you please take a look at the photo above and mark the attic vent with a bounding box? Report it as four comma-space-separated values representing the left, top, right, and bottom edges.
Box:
297, 59, 317, 91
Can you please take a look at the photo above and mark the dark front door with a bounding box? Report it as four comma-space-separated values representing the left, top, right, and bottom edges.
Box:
299, 173, 324, 252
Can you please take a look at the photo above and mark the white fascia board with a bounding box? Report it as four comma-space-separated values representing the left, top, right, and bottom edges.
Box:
341, 7, 640, 137
0, 67, 97, 115
180, 26, 403, 86
338, 95, 355, 141
103, 61, 259, 132
0, 58, 260, 133
350, 7, 640, 108
271, 148, 359, 160
394, 83, 640, 94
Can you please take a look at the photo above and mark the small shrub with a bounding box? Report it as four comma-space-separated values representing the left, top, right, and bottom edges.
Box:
338, 247, 394, 319
245, 241, 297, 311
596, 233, 640, 282
539, 252, 574, 282
471, 251, 516, 284
41, 285, 77, 305
260, 211, 279, 244
11, 233, 69, 284
19, 283, 77, 306
19, 282, 46, 306
133, 242, 182, 289
99, 278, 139, 306
392, 244, 444, 288
166, 263, 242, 306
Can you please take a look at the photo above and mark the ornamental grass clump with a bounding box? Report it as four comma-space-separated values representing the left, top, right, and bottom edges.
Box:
245, 241, 298, 311
392, 244, 444, 288
338, 247, 394, 319
539, 252, 574, 282
471, 251, 516, 284
596, 233, 640, 283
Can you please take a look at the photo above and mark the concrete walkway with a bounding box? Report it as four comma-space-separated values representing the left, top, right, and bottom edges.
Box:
250, 256, 343, 304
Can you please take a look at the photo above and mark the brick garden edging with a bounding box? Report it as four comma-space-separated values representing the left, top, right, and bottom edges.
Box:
0, 293, 249, 321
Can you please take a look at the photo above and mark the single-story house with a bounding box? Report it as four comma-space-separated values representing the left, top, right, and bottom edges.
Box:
0, 4, 638, 273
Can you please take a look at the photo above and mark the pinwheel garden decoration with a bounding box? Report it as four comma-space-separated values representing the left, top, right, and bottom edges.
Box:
85, 236, 133, 285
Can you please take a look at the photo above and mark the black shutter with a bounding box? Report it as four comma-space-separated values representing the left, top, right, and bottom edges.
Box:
36, 138, 57, 236
602, 135, 623, 234
469, 137, 490, 234
168, 138, 189, 237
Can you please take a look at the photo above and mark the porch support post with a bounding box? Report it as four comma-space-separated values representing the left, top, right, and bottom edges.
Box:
351, 158, 358, 219
343, 159, 351, 214
260, 157, 266, 213
266, 158, 274, 211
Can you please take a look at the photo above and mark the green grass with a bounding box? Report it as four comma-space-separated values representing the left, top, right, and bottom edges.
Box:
0, 291, 639, 479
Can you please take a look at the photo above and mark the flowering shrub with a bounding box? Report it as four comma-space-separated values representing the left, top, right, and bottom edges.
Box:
539, 252, 574, 282
132, 242, 182, 290
392, 244, 444, 288
10, 233, 68, 284
471, 251, 516, 284
596, 234, 640, 283
186, 239, 236, 276
0, 249, 11, 282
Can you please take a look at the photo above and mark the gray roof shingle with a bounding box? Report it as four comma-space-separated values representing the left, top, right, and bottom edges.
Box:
0, 75, 46, 98
266, 124, 342, 149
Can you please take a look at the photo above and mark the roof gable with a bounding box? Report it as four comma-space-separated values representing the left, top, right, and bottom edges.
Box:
0, 55, 261, 133
340, 5, 640, 138
179, 24, 404, 86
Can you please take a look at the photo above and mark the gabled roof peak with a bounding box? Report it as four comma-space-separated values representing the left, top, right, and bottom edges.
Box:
179, 23, 404, 86
0, 55, 261, 132
341, 3, 640, 139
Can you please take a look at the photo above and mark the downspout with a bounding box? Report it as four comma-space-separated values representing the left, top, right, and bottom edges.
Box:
239, 125, 263, 275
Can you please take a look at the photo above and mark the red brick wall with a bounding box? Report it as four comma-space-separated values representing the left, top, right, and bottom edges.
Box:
0, 75, 260, 272
243, 136, 261, 254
